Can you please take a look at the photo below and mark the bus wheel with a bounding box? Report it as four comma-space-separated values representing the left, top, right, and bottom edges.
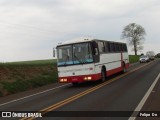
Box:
72, 82, 79, 86
101, 68, 106, 82
122, 63, 126, 73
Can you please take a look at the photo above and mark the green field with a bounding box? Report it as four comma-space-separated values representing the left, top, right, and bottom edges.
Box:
0, 59, 57, 67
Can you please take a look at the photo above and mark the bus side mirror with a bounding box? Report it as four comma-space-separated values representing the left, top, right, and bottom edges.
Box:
53, 48, 56, 58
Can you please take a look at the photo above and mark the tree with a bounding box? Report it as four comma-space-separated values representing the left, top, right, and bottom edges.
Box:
121, 23, 146, 55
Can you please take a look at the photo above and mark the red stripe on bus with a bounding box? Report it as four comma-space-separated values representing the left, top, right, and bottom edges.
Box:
59, 64, 129, 83
107, 67, 122, 76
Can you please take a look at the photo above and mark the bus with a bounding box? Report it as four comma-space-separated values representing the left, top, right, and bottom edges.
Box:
54, 38, 129, 85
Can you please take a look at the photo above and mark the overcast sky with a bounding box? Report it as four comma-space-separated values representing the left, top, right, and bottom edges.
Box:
0, 0, 160, 62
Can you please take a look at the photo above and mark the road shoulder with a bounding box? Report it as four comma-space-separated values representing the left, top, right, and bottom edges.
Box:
0, 83, 68, 105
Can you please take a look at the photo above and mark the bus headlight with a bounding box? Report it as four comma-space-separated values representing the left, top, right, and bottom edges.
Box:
84, 76, 92, 80
60, 78, 67, 82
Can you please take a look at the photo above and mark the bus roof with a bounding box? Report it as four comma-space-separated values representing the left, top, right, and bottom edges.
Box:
57, 37, 126, 46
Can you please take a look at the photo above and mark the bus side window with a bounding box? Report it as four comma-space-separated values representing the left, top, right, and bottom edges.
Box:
91, 41, 99, 55
91, 41, 100, 63
109, 42, 114, 52
122, 44, 126, 52
121, 44, 124, 52
116, 43, 120, 52
119, 44, 121, 52
113, 43, 117, 52
113, 43, 116, 52
108, 42, 111, 52
124, 44, 128, 52
105, 42, 109, 53
98, 42, 105, 53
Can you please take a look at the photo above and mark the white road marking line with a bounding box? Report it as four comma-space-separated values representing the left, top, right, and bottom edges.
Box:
0, 83, 70, 107
129, 72, 160, 120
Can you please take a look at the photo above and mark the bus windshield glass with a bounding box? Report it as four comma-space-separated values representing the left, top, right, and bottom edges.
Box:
57, 43, 93, 66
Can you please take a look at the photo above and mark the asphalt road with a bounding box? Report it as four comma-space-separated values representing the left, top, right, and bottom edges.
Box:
0, 59, 160, 120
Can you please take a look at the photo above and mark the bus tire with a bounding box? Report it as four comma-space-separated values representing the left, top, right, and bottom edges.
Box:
122, 63, 126, 73
101, 68, 106, 82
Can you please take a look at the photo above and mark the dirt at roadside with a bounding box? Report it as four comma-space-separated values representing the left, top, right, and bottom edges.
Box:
0, 65, 55, 82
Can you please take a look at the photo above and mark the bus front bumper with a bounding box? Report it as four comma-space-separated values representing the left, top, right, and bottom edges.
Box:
59, 74, 101, 83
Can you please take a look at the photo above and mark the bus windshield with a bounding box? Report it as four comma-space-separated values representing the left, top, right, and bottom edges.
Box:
57, 43, 93, 66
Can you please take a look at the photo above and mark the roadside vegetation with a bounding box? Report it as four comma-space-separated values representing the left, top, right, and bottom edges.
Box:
0, 59, 58, 97
129, 55, 140, 63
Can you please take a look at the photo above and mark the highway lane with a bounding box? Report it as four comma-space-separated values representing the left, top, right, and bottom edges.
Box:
0, 60, 160, 120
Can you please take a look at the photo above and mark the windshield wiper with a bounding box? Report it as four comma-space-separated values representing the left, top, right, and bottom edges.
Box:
74, 54, 83, 64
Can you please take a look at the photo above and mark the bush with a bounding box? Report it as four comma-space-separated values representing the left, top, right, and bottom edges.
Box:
129, 55, 140, 63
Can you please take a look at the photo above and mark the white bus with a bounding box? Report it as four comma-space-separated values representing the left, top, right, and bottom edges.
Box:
54, 38, 129, 85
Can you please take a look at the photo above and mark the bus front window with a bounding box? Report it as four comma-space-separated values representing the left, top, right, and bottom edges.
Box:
57, 43, 93, 66
57, 45, 73, 66
73, 43, 93, 64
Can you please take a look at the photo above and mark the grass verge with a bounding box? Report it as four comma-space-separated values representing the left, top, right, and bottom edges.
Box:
129, 55, 140, 63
